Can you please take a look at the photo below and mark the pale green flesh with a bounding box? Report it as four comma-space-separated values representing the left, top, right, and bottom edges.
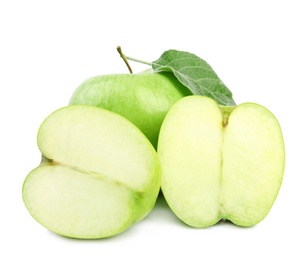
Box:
38, 105, 157, 191
23, 165, 134, 239
23, 105, 161, 238
158, 96, 285, 227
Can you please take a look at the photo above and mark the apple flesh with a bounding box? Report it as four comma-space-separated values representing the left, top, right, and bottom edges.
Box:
22, 105, 161, 239
69, 71, 191, 149
158, 96, 285, 227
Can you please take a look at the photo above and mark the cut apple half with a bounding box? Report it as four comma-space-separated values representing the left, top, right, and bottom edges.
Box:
158, 96, 285, 227
22, 105, 161, 239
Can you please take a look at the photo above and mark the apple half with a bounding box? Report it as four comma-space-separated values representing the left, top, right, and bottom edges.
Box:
158, 96, 285, 227
22, 105, 161, 239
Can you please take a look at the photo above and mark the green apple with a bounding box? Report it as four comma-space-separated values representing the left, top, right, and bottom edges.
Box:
158, 96, 285, 227
69, 70, 191, 149
22, 105, 161, 239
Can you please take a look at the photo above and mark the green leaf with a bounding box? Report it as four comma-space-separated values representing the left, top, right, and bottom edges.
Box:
152, 50, 236, 106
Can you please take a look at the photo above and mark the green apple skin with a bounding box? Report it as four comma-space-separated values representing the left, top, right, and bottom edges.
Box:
22, 105, 161, 239
69, 71, 191, 149
158, 96, 285, 227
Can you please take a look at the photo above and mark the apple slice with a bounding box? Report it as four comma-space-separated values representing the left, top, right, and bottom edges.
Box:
22, 105, 161, 239
158, 96, 285, 227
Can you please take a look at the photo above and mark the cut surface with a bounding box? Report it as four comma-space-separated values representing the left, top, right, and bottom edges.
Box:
37, 105, 158, 191
158, 97, 224, 227
158, 96, 285, 227
23, 165, 133, 239
23, 105, 161, 238
221, 103, 285, 226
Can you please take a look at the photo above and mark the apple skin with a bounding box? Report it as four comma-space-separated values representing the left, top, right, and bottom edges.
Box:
69, 70, 191, 149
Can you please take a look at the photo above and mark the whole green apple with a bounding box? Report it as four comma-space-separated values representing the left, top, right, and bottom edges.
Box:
69, 70, 191, 149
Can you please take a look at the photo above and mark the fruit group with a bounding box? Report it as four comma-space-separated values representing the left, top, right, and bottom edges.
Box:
69, 70, 191, 148
22, 105, 161, 239
158, 96, 285, 227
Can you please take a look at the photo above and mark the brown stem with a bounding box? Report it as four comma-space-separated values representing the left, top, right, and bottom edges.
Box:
117, 46, 133, 74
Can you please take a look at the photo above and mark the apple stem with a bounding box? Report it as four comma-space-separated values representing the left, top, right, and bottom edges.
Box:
117, 46, 152, 74
117, 46, 133, 74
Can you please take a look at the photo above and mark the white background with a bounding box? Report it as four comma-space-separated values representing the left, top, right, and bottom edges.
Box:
1, 0, 304, 259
